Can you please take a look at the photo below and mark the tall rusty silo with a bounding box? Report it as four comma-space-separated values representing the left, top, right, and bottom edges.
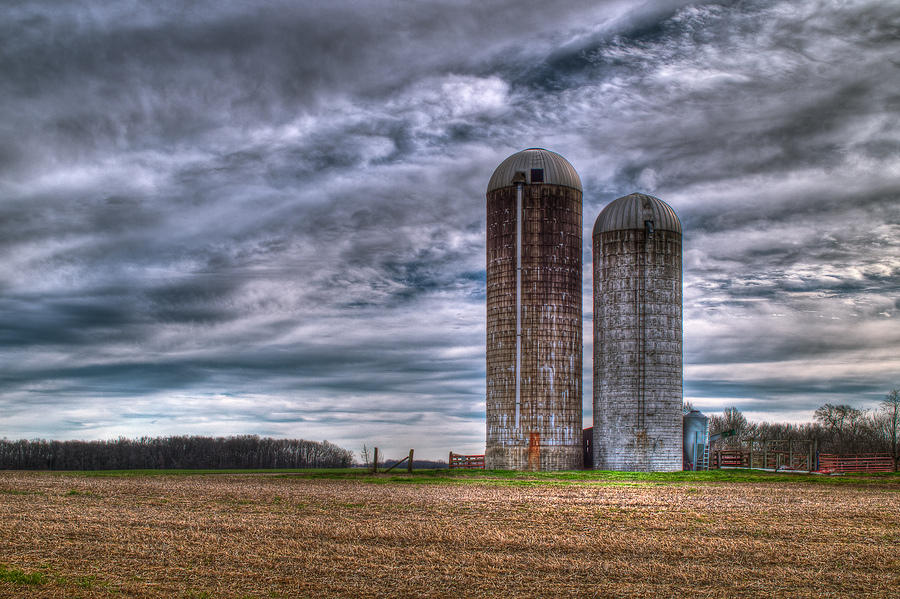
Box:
485, 148, 583, 471
592, 193, 682, 471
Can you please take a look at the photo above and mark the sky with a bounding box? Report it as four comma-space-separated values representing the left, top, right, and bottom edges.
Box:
2, 0, 898, 460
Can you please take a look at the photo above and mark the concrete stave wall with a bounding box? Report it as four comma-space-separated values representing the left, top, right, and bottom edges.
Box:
593, 228, 682, 472
486, 183, 583, 471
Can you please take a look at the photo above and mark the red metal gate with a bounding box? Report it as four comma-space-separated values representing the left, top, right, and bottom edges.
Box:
818, 453, 894, 473
449, 452, 485, 469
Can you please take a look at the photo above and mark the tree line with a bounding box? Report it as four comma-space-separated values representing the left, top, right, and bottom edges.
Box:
0, 435, 353, 470
704, 389, 900, 469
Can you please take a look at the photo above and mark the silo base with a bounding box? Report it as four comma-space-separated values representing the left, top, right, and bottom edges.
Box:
593, 440, 682, 472
486, 444, 583, 471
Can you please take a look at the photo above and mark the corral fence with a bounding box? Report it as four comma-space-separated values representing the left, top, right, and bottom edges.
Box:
711, 445, 895, 474
711, 439, 816, 472
449, 452, 485, 470
818, 453, 894, 473
712, 448, 815, 471
713, 449, 746, 469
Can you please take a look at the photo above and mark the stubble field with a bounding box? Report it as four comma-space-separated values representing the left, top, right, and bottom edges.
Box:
1, 470, 898, 598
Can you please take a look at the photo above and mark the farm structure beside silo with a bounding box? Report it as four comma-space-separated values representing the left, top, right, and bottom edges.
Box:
485, 148, 583, 471
592, 193, 683, 472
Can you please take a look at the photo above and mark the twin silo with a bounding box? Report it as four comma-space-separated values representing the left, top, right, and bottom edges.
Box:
592, 193, 683, 471
485, 149, 583, 470
485, 148, 683, 471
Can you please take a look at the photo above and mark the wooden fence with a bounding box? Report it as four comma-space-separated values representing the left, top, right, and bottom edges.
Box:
710, 440, 816, 471
713, 449, 747, 469
449, 452, 485, 470
818, 453, 894, 473
712, 449, 814, 471
712, 449, 895, 473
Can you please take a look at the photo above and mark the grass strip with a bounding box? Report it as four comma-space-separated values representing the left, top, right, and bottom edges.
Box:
29, 466, 898, 488
0, 564, 48, 585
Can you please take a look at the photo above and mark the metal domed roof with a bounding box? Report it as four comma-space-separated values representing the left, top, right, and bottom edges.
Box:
593, 193, 681, 235
487, 148, 582, 194
684, 409, 708, 421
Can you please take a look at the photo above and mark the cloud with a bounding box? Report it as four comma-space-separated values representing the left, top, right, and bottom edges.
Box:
1, 0, 897, 457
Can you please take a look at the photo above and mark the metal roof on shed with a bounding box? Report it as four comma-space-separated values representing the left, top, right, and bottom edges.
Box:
487, 148, 582, 194
593, 192, 681, 235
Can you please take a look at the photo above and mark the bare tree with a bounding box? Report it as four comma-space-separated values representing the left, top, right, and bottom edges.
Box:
882, 389, 900, 471
708, 406, 752, 447
360, 444, 370, 468
0, 436, 354, 470
814, 404, 866, 453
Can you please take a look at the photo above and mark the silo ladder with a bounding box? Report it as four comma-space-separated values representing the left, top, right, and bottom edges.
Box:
697, 444, 710, 471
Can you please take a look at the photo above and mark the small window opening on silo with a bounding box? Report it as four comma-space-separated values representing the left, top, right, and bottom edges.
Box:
644, 220, 655, 237
530, 168, 544, 183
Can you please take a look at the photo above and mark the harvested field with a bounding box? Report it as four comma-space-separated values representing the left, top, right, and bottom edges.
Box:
1, 471, 898, 598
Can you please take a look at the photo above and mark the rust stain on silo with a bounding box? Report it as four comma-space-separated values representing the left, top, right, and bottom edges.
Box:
527, 432, 541, 470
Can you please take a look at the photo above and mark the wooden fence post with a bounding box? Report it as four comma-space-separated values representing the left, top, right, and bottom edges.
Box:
408, 449, 414, 473
372, 447, 379, 474
813, 439, 818, 471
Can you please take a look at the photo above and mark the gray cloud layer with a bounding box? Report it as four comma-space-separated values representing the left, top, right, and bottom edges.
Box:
2, 0, 898, 458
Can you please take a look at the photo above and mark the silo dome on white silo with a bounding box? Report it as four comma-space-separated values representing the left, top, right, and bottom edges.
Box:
592, 192, 682, 236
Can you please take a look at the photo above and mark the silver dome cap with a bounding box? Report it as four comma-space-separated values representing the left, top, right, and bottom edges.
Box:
593, 192, 681, 235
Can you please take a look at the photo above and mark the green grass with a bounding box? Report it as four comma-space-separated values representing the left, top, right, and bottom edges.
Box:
0, 488, 44, 495
21, 467, 897, 487
297, 467, 900, 484
54, 574, 102, 589
0, 564, 48, 585
74, 575, 99, 589
271, 467, 900, 488
0, 565, 115, 592
52, 467, 353, 477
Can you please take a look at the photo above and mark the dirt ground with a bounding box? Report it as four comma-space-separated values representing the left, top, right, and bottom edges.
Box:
0, 472, 898, 598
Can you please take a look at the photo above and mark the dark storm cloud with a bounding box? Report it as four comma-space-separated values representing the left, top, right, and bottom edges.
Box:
1, 0, 897, 457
